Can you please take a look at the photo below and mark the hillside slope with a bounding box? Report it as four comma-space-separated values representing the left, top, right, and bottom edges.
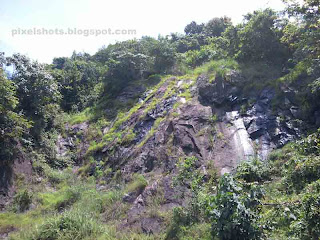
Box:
1, 59, 314, 239
1, 1, 319, 239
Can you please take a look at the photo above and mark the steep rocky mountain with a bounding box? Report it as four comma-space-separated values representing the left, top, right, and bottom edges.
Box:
1, 2, 319, 238
1, 60, 317, 240
50, 68, 306, 235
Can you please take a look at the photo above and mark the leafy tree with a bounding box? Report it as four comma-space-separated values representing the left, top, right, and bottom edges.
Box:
52, 57, 68, 70
278, 0, 320, 125
282, 0, 320, 75
222, 25, 240, 57
95, 38, 176, 98
7, 54, 61, 138
137, 36, 176, 74
236, 9, 289, 64
184, 38, 228, 67
0, 68, 30, 162
174, 35, 201, 53
184, 21, 205, 35
204, 17, 232, 37
147, 37, 176, 74
103, 50, 150, 96
51, 55, 105, 112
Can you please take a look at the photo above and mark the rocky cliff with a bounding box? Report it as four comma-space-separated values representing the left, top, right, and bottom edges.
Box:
55, 70, 306, 233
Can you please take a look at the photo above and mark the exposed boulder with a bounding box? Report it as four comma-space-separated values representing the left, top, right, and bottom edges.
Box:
197, 73, 240, 106
121, 176, 184, 234
56, 135, 74, 158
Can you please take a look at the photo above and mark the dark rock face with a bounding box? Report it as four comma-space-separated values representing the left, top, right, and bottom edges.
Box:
100, 72, 303, 188
122, 191, 141, 203
75, 73, 308, 233
0, 162, 12, 198
243, 88, 300, 149
116, 85, 146, 104
197, 74, 239, 106
0, 151, 32, 210
147, 96, 177, 119
197, 75, 302, 161
134, 119, 155, 144
314, 111, 320, 127
121, 176, 184, 234
118, 102, 213, 175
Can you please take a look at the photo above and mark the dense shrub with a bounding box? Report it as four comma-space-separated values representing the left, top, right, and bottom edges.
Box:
290, 180, 320, 240
165, 207, 191, 240
13, 190, 32, 213
284, 155, 320, 192
297, 129, 320, 156
51, 54, 105, 112
167, 156, 209, 239
236, 159, 271, 183
235, 9, 289, 65
184, 39, 228, 67
208, 174, 263, 240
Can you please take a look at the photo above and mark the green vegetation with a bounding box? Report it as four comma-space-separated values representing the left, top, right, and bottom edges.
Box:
15, 210, 103, 240
126, 173, 148, 193
12, 190, 32, 213
166, 130, 320, 240
1, 0, 320, 239
168, 156, 263, 240
0, 67, 31, 163
193, 59, 239, 77
68, 108, 93, 125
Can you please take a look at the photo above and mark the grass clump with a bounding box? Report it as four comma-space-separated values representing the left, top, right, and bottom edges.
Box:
126, 174, 148, 194
86, 140, 105, 155
39, 186, 81, 211
44, 167, 74, 185
0, 211, 44, 235
120, 129, 136, 146
193, 59, 239, 77
15, 210, 104, 240
68, 108, 93, 125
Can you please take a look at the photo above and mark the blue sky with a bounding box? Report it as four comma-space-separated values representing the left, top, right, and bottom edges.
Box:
0, 0, 285, 63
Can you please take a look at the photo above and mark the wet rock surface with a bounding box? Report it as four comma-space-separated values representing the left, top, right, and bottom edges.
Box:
197, 74, 302, 163
64, 73, 307, 233
242, 89, 300, 150
100, 73, 303, 184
